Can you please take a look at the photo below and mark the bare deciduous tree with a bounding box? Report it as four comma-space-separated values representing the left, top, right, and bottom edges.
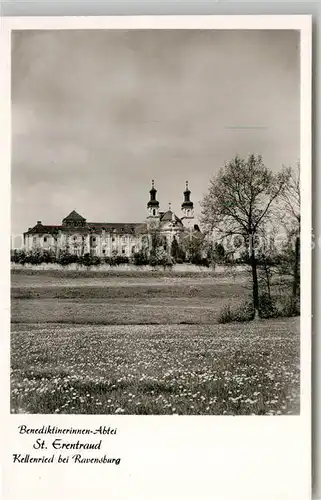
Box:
279, 163, 300, 312
201, 154, 289, 318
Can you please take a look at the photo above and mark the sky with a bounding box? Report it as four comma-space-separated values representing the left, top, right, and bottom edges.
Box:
11, 29, 300, 236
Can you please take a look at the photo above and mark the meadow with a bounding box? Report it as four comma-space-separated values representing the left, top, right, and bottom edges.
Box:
11, 268, 300, 415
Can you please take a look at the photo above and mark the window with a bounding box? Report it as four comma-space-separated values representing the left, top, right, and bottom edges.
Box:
43, 237, 47, 242
131, 246, 136, 254
73, 236, 77, 241
33, 237, 37, 244
153, 209, 156, 216
92, 237, 96, 242
122, 247, 126, 255
102, 249, 106, 254
112, 237, 115, 242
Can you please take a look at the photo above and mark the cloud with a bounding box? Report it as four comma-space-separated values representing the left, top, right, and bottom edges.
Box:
11, 29, 300, 235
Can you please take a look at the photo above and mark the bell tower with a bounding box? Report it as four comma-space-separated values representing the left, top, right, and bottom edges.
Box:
147, 180, 160, 219
181, 181, 194, 228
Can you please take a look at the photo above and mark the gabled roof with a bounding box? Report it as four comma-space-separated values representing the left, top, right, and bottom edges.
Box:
24, 223, 60, 235
59, 226, 89, 233
88, 222, 143, 233
160, 211, 182, 223
24, 220, 147, 236
133, 223, 148, 234
63, 210, 86, 221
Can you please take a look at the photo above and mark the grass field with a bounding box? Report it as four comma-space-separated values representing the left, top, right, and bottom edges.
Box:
10, 268, 300, 415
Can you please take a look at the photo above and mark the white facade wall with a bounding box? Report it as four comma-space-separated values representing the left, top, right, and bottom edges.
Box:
24, 211, 197, 257
24, 234, 57, 252
96, 233, 140, 257
24, 228, 196, 256
25, 231, 145, 257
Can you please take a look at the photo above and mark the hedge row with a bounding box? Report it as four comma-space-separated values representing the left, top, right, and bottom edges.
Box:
11, 249, 212, 268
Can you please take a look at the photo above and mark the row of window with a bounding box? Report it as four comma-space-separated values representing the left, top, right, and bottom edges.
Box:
100, 246, 136, 255
87, 236, 129, 243
91, 236, 129, 243
32, 236, 136, 254
89, 227, 135, 233
33, 236, 49, 243
84, 247, 136, 255
32, 235, 132, 243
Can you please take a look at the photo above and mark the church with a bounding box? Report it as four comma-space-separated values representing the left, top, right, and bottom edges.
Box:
23, 181, 200, 258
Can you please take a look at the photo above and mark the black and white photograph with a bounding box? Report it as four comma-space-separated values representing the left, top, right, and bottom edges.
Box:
11, 27, 302, 417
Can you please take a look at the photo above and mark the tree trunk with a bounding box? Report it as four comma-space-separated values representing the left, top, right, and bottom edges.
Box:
249, 235, 259, 319
292, 236, 300, 314
264, 260, 271, 301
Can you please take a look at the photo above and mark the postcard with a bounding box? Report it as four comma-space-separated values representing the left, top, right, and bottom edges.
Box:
0, 15, 312, 500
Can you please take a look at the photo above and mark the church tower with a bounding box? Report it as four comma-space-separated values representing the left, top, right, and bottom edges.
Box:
147, 180, 160, 220
181, 181, 194, 229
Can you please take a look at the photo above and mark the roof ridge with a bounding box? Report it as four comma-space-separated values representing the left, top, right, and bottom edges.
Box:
88, 222, 142, 226
63, 210, 86, 220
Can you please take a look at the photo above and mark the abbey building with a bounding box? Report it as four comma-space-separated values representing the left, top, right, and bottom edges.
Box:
23, 181, 200, 257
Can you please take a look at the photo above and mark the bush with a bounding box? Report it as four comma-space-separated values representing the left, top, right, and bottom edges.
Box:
109, 255, 129, 266
190, 255, 210, 267
207, 243, 226, 266
133, 250, 149, 266
159, 253, 174, 268
217, 293, 300, 323
79, 253, 101, 267
217, 305, 232, 324
149, 248, 174, 268
258, 294, 300, 319
11, 250, 27, 265
58, 251, 79, 266
25, 250, 44, 265
41, 250, 56, 264
12, 249, 58, 265
171, 237, 186, 263
276, 295, 300, 317
258, 293, 278, 319
91, 256, 102, 267
217, 301, 254, 324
